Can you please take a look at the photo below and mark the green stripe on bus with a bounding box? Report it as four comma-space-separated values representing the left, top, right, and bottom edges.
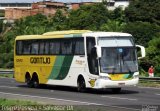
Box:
48, 34, 82, 80
48, 56, 65, 79
64, 34, 73, 38
55, 56, 74, 80
64, 34, 82, 38
73, 34, 82, 37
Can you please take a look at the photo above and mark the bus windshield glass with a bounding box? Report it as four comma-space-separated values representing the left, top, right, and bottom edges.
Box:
98, 37, 138, 73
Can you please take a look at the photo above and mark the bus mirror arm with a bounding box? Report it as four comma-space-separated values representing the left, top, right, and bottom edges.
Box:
136, 45, 146, 59
95, 45, 102, 58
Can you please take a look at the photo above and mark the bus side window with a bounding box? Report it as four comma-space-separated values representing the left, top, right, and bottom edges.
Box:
39, 42, 45, 55
86, 37, 99, 75
44, 42, 49, 55
31, 41, 39, 55
50, 40, 60, 55
73, 38, 85, 55
61, 39, 72, 55
23, 41, 31, 55
16, 41, 23, 55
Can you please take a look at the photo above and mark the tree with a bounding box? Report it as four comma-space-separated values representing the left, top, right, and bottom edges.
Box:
125, 0, 160, 25
68, 3, 109, 30
49, 10, 68, 30
100, 20, 125, 32
140, 36, 160, 76
123, 21, 160, 46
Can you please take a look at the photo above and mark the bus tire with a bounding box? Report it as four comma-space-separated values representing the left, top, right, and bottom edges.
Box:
25, 73, 33, 88
77, 76, 86, 92
32, 73, 39, 88
111, 88, 121, 93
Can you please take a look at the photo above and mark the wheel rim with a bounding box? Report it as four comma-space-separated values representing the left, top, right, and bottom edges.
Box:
33, 79, 39, 88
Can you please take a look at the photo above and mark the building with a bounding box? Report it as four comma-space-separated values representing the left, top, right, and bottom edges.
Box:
66, 2, 94, 10
5, 1, 66, 20
3, 0, 130, 20
92, 0, 129, 10
0, 0, 42, 10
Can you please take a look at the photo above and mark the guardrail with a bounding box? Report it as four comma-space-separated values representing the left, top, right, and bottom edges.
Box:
0, 70, 160, 81
139, 77, 160, 82
0, 70, 14, 74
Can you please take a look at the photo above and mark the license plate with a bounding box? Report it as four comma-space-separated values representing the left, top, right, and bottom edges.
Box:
118, 83, 125, 86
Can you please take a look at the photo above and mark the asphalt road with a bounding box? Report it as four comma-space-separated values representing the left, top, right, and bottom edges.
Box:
0, 77, 160, 111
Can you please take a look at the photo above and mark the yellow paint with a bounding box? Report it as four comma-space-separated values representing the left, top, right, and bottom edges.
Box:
43, 30, 91, 36
110, 74, 125, 81
89, 79, 96, 87
14, 30, 91, 84
14, 55, 56, 84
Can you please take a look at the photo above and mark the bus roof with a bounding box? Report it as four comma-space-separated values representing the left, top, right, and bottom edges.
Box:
83, 32, 132, 37
15, 35, 44, 40
15, 31, 132, 40
43, 30, 91, 36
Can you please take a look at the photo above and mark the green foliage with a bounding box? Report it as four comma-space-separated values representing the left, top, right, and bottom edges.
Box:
14, 13, 49, 35
0, 98, 37, 106
0, 20, 3, 33
100, 20, 125, 32
49, 9, 68, 30
125, 0, 160, 25
139, 36, 160, 76
68, 3, 109, 30
123, 21, 160, 46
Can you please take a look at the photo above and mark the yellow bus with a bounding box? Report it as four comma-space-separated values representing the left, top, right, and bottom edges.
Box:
14, 30, 145, 92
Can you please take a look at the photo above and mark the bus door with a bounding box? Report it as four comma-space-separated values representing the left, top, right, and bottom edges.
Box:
86, 37, 99, 75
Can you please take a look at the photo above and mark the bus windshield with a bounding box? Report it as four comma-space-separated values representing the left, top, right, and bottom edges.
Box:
98, 37, 138, 74
100, 47, 138, 73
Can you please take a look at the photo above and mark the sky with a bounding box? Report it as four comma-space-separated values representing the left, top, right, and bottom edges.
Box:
0, 0, 95, 3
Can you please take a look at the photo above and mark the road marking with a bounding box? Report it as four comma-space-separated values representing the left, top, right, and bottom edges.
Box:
101, 96, 137, 101
138, 86, 160, 90
0, 91, 140, 110
156, 94, 160, 96
0, 91, 103, 105
0, 85, 18, 89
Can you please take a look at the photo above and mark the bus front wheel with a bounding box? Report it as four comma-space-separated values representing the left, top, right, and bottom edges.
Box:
77, 76, 86, 92
111, 88, 121, 93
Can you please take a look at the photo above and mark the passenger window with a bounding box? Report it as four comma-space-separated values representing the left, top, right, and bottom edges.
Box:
74, 38, 85, 55
44, 42, 49, 54
23, 41, 31, 54
61, 39, 72, 55
16, 41, 23, 55
39, 42, 45, 55
31, 42, 39, 55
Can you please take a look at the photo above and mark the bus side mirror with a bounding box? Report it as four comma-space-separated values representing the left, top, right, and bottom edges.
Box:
95, 46, 101, 58
136, 45, 145, 59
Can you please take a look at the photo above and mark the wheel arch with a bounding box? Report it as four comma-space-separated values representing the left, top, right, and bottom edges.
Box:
32, 72, 39, 81
25, 72, 31, 81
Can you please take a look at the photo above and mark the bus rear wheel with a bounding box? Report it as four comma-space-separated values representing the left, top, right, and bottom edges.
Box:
32, 74, 39, 88
25, 74, 33, 88
77, 77, 86, 92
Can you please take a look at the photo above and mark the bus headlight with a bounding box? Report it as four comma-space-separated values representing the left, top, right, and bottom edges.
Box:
133, 75, 139, 79
99, 76, 111, 80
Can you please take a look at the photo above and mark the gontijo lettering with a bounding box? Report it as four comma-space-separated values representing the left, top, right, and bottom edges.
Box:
30, 57, 50, 64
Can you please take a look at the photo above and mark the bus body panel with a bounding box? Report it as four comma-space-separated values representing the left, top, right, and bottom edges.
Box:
14, 30, 145, 90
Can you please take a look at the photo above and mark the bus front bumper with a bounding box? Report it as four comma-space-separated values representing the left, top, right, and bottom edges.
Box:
93, 78, 139, 89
